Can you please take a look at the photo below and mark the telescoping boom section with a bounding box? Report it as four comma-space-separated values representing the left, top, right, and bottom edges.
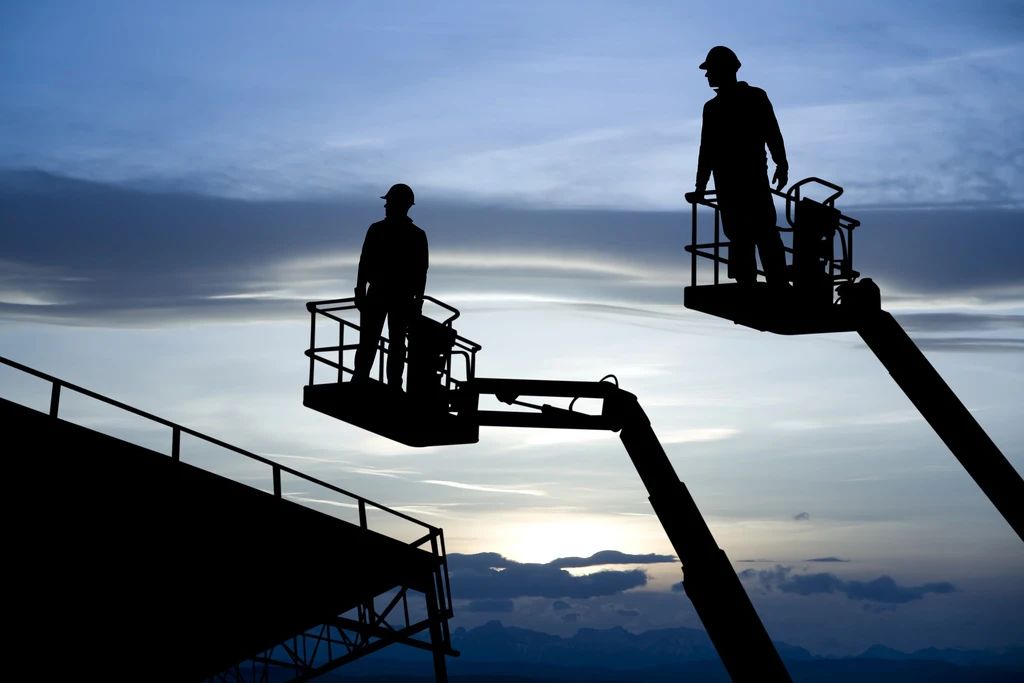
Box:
683, 177, 1024, 544
858, 312, 1024, 542
304, 306, 793, 682
468, 377, 793, 682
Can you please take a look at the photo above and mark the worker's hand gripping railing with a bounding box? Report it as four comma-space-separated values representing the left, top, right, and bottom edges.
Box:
684, 178, 861, 290
304, 296, 481, 393
683, 189, 724, 286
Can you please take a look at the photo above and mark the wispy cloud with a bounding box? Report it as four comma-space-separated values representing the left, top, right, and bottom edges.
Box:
350, 466, 420, 479
0, 259, 75, 306
280, 249, 682, 291
501, 430, 610, 450
660, 427, 739, 445
420, 122, 694, 209
435, 251, 679, 284
421, 479, 548, 497
913, 337, 1024, 354
283, 494, 358, 509
896, 312, 1024, 334
391, 504, 463, 518
263, 452, 343, 464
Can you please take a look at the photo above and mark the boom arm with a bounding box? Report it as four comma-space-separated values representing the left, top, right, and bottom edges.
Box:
858, 311, 1024, 543
465, 378, 792, 683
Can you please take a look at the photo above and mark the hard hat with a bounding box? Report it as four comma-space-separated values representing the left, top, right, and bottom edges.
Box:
381, 183, 415, 205
699, 46, 741, 72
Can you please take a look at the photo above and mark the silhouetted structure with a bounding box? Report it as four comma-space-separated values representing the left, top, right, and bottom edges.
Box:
354, 183, 428, 388
683, 179, 1024, 544
305, 295, 480, 447
685, 177, 863, 333
693, 45, 788, 287
1, 356, 455, 682
304, 301, 793, 682
304, 162, 1022, 681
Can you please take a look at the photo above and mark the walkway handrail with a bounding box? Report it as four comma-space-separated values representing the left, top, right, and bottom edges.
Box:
0, 354, 442, 539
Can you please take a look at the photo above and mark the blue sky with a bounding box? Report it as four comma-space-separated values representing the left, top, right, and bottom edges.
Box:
2, 0, 1023, 659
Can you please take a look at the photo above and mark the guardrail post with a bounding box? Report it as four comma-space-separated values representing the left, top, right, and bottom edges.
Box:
309, 310, 317, 386
440, 531, 454, 612
339, 321, 345, 382
691, 202, 698, 287
359, 499, 367, 528
49, 382, 61, 418
273, 466, 282, 498
171, 427, 181, 462
713, 207, 720, 286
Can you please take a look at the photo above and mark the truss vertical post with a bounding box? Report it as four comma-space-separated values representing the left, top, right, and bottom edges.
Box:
424, 577, 450, 683
49, 382, 61, 417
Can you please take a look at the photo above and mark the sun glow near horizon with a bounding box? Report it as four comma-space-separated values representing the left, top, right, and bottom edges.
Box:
450, 509, 675, 565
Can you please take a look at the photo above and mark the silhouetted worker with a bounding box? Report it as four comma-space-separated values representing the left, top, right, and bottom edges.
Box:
694, 45, 788, 287
353, 183, 428, 388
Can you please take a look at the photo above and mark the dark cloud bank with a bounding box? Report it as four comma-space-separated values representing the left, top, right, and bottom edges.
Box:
805, 556, 847, 563
3, 171, 1023, 335
448, 550, 674, 600
452, 550, 952, 615
740, 565, 956, 604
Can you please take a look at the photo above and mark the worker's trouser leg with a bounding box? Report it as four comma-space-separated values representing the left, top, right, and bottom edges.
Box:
385, 304, 411, 387
355, 303, 387, 381
721, 187, 786, 286
354, 299, 413, 387
755, 222, 788, 286
723, 223, 756, 284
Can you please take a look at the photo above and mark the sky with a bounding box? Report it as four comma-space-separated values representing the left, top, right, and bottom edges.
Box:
2, 0, 1023, 660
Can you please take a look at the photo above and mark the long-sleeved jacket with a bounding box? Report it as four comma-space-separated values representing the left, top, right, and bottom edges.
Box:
356, 216, 428, 301
696, 81, 786, 196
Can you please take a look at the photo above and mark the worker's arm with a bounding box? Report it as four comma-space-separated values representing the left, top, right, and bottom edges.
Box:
415, 230, 429, 312
355, 224, 375, 306
763, 92, 788, 191
695, 101, 713, 194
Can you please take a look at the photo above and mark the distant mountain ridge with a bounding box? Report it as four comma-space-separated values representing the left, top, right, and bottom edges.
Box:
857, 643, 1024, 670
451, 620, 813, 668
339, 620, 1023, 679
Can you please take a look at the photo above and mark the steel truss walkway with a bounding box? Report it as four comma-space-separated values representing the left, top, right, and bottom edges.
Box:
0, 356, 455, 682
